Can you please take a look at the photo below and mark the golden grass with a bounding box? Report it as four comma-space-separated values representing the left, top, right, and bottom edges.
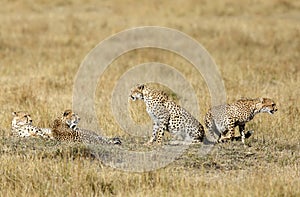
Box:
0, 0, 299, 196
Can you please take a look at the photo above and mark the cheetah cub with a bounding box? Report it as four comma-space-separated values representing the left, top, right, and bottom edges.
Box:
204, 97, 277, 144
52, 109, 121, 145
11, 111, 53, 139
129, 84, 205, 145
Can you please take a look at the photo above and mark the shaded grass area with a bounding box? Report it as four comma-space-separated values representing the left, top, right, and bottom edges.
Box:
0, 135, 299, 196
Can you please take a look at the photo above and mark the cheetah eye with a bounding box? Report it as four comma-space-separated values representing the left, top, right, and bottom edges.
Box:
271, 104, 276, 107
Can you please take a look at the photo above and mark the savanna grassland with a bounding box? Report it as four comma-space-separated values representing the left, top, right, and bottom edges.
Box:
0, 0, 299, 196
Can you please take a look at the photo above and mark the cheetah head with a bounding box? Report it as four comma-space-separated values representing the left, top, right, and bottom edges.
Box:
129, 84, 145, 101
256, 98, 278, 115
61, 109, 80, 130
11, 111, 33, 128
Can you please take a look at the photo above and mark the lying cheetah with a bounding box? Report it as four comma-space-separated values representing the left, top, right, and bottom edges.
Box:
11, 111, 53, 139
204, 97, 277, 144
52, 109, 121, 145
129, 84, 205, 144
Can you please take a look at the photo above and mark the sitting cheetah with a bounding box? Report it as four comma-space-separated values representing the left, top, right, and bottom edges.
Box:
204, 97, 277, 144
11, 111, 53, 139
129, 84, 205, 145
51, 109, 121, 145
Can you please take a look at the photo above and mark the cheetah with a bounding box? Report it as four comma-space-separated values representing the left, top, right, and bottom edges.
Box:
51, 109, 121, 145
129, 84, 205, 145
204, 97, 277, 144
11, 111, 53, 139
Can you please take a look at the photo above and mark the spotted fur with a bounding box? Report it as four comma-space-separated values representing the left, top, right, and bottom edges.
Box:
204, 97, 277, 144
129, 84, 205, 144
11, 111, 53, 139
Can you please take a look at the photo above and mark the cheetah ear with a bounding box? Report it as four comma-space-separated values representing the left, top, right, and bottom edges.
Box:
12, 112, 17, 116
63, 110, 71, 117
259, 97, 265, 103
138, 84, 145, 90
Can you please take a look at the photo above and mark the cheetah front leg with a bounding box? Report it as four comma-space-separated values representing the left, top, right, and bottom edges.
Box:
146, 121, 167, 145
156, 116, 169, 145
156, 126, 166, 145
238, 124, 246, 144
147, 115, 169, 145
147, 121, 159, 145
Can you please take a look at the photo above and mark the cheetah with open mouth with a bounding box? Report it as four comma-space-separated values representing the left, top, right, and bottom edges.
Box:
204, 97, 277, 144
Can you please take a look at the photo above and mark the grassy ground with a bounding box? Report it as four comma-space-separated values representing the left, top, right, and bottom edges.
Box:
0, 0, 299, 196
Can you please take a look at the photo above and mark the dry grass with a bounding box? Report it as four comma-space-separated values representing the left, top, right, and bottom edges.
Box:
0, 0, 299, 196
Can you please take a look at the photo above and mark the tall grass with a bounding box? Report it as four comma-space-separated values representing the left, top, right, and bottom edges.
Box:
0, 0, 299, 196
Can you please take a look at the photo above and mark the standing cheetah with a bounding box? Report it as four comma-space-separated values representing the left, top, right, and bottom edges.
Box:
204, 97, 277, 144
129, 84, 205, 145
11, 111, 53, 139
52, 109, 121, 145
